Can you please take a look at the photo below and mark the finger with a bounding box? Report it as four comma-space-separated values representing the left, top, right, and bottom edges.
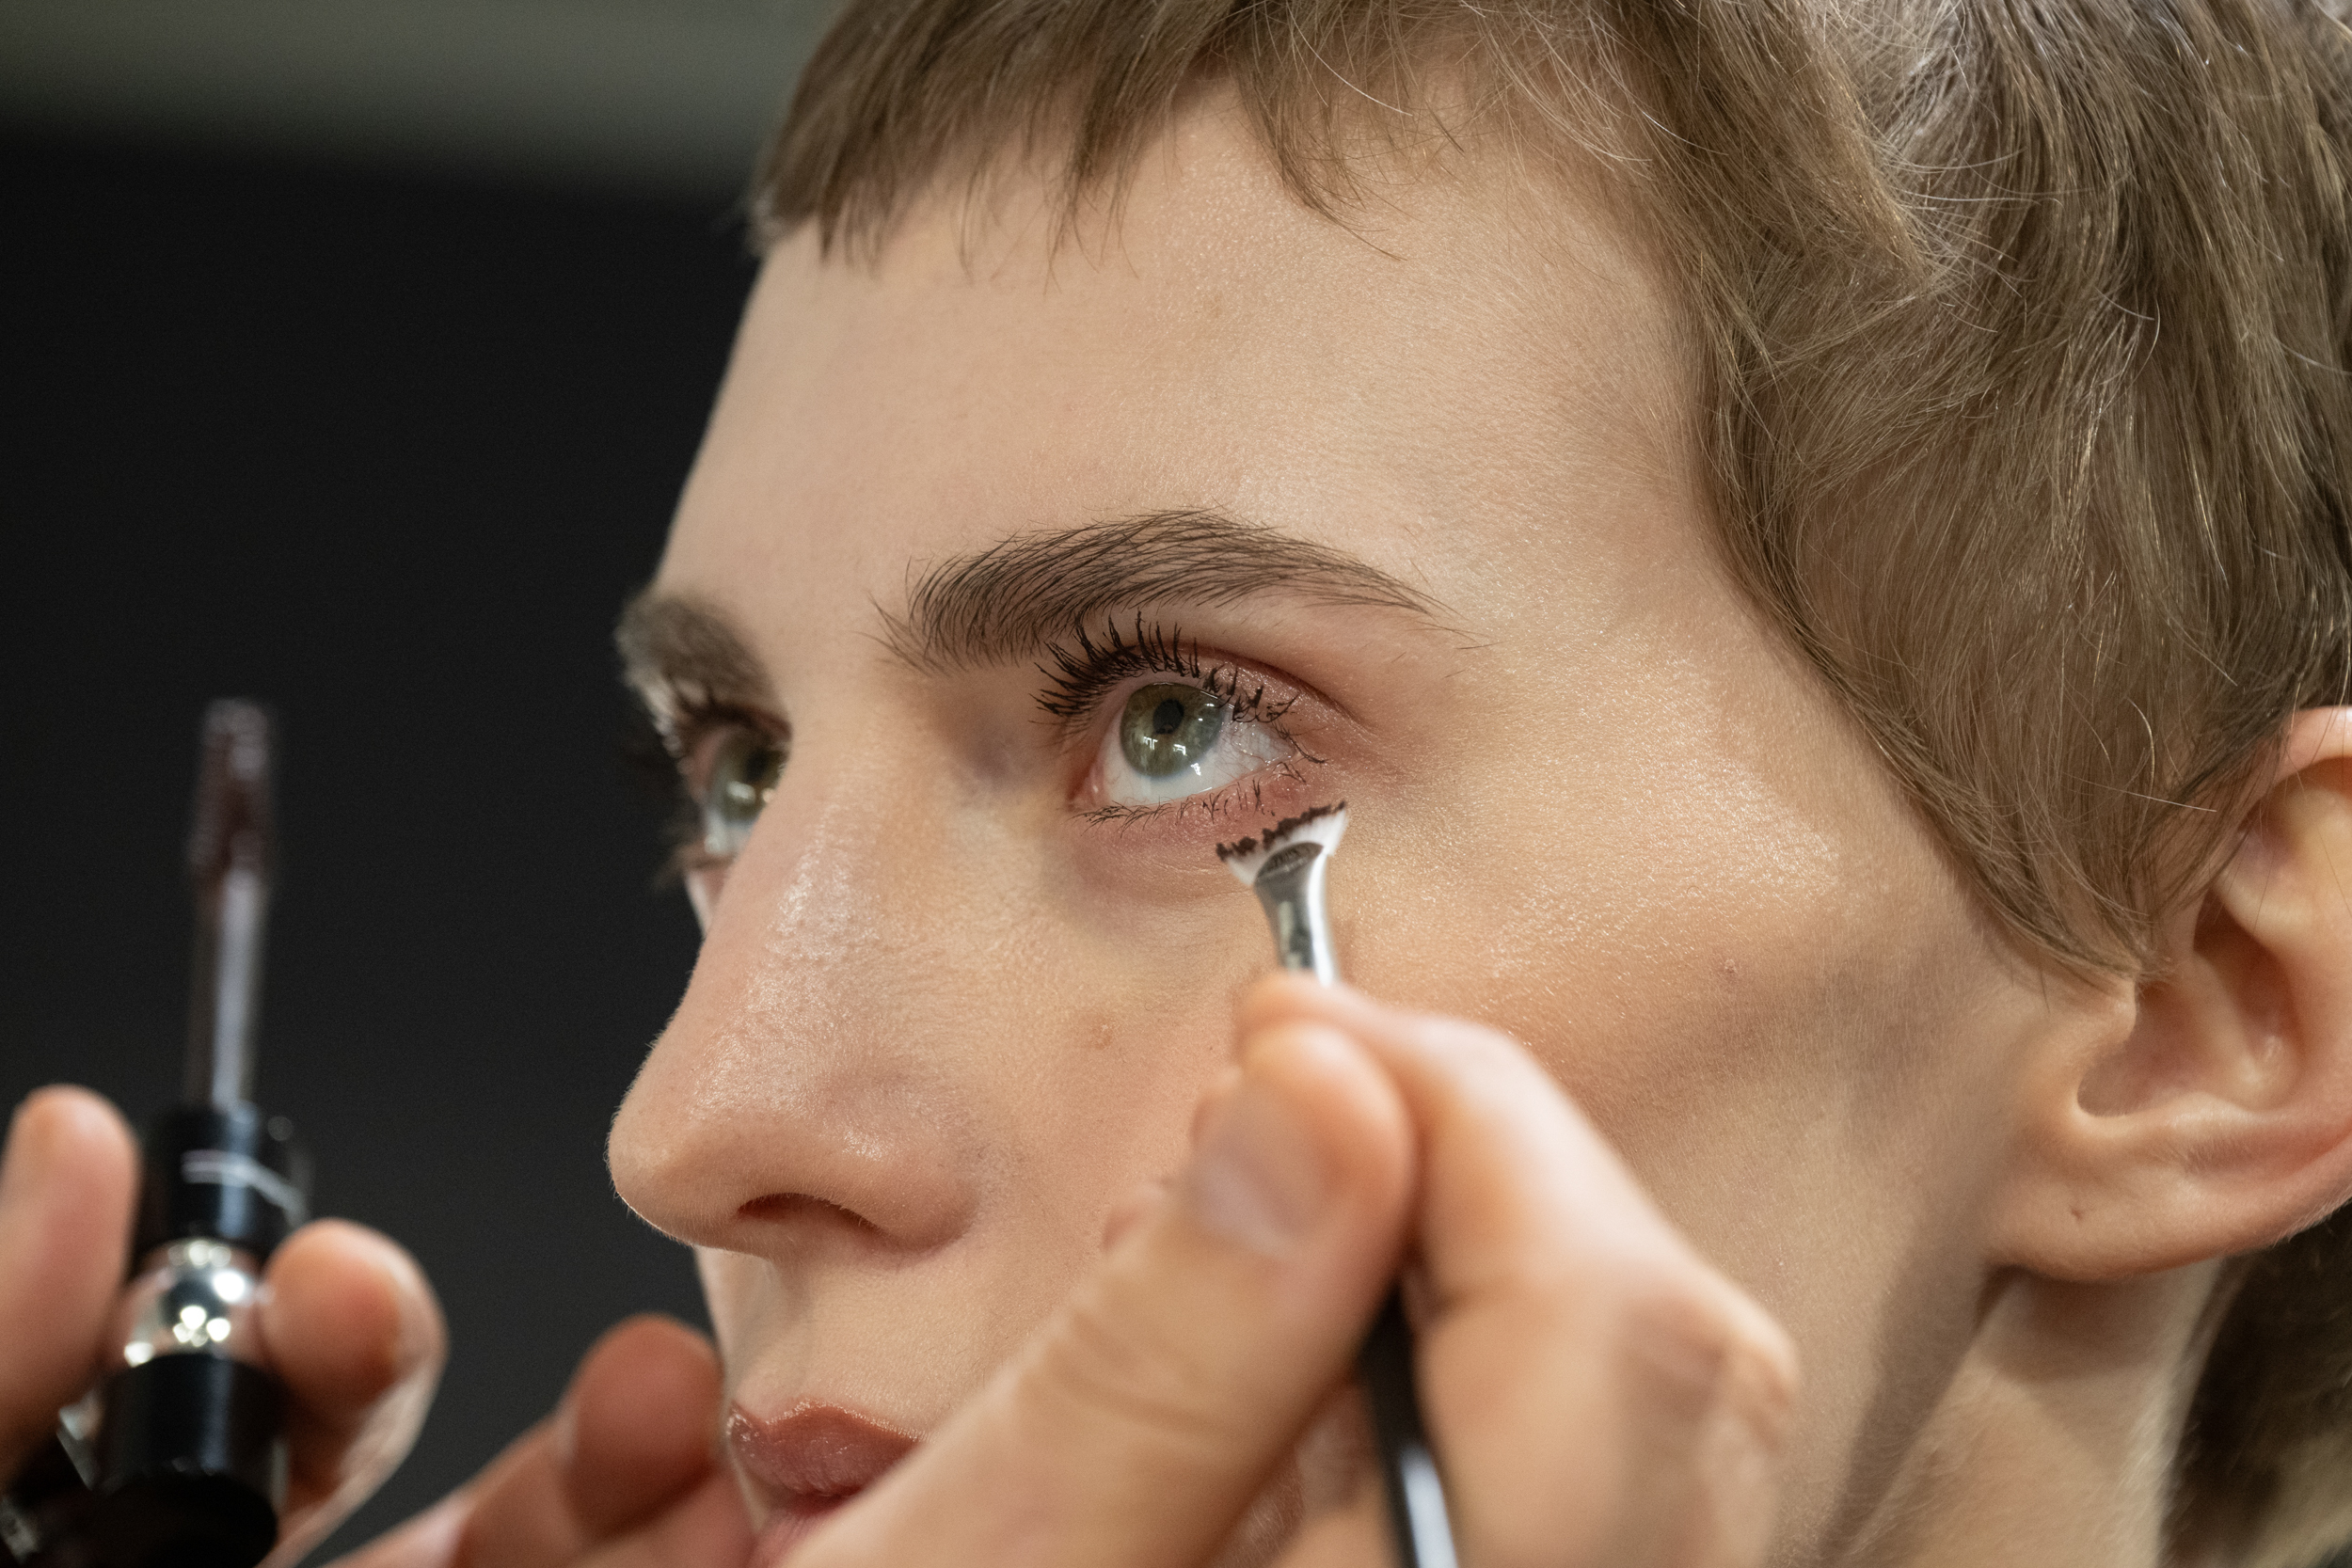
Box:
561, 1316, 724, 1538
453, 1316, 726, 1568
1191, 1064, 1244, 1145
325, 1495, 468, 1568
1243, 976, 1797, 1566
802, 1021, 1415, 1568
573, 1473, 753, 1568
446, 1419, 575, 1568
1291, 1381, 1375, 1524
1088, 1066, 1242, 1248
0, 1086, 137, 1481
1098, 1180, 1168, 1251
1273, 1488, 1387, 1568
262, 1221, 447, 1563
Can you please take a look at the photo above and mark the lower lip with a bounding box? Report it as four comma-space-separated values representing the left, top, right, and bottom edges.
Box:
747, 1495, 857, 1568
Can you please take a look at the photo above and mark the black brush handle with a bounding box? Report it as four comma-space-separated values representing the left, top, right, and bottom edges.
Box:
87, 1356, 282, 1568
1358, 1288, 1457, 1568
0, 1106, 303, 1568
1232, 810, 1454, 1568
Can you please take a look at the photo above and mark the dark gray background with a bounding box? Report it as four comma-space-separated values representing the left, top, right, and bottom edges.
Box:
2, 128, 758, 1556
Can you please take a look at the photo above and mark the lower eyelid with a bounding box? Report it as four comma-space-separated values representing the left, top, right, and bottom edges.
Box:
1079, 754, 1323, 827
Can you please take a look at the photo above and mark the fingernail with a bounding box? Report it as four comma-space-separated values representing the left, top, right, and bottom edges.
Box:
1181, 1067, 1330, 1257
1189, 1066, 1245, 1149
1100, 1178, 1171, 1249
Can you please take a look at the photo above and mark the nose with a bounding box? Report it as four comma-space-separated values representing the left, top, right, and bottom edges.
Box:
610, 767, 986, 1261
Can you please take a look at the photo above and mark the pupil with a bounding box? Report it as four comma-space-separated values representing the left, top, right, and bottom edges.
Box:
1120, 684, 1227, 780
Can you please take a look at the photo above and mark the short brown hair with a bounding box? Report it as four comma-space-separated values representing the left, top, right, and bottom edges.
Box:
755, 0, 2352, 1558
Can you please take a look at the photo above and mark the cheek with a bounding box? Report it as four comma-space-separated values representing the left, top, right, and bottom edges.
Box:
1341, 715, 1888, 1112
1331, 596, 1955, 1146
1333, 661, 2016, 1550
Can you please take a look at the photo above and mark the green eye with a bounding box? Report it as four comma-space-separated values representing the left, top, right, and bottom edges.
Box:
1120, 683, 1230, 780
700, 727, 786, 858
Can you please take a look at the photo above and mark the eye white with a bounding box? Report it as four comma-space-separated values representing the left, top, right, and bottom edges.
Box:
1097, 684, 1288, 807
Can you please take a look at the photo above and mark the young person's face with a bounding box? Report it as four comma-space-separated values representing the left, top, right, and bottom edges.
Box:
609, 100, 2081, 1558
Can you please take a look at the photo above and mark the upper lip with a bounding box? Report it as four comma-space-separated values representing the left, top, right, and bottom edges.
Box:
726, 1401, 919, 1512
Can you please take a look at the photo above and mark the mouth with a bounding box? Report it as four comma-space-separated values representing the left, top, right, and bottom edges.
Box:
729, 1401, 919, 1568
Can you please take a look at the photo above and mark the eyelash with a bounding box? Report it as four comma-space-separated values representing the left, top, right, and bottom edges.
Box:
1041, 616, 1323, 826
1037, 615, 1297, 732
626, 695, 786, 879
625, 615, 1318, 870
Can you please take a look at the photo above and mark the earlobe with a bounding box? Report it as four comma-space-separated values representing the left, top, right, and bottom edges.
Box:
1993, 708, 2352, 1281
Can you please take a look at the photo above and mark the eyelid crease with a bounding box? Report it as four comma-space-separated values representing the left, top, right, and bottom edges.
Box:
665, 696, 789, 789
640, 683, 788, 761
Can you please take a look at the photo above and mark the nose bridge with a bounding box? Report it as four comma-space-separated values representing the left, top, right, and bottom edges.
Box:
612, 743, 1002, 1257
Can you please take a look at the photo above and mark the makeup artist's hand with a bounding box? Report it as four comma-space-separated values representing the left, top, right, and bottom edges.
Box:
793, 975, 1800, 1568
0, 1085, 448, 1566
329, 1315, 751, 1568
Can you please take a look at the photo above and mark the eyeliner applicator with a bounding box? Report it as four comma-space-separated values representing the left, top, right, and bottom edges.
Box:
1216, 805, 1457, 1568
97, 702, 309, 1568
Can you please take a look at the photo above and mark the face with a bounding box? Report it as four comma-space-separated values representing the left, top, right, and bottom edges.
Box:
608, 95, 2071, 1561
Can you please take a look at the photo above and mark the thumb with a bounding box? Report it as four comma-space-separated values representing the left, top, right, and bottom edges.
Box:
0, 1087, 137, 1481
802, 1020, 1413, 1568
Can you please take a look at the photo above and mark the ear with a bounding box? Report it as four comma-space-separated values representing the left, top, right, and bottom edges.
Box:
1992, 708, 2352, 1280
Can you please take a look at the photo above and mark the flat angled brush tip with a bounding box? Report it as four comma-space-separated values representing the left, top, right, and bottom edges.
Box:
1216, 801, 1348, 886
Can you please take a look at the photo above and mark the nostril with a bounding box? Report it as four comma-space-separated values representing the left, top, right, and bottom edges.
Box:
739, 1191, 885, 1236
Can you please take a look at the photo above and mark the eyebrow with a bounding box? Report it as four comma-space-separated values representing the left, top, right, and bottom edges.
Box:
882, 510, 1444, 672
613, 510, 1448, 712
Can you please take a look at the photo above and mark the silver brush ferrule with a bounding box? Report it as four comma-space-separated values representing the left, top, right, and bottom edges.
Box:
108, 1240, 270, 1371
1249, 841, 1338, 985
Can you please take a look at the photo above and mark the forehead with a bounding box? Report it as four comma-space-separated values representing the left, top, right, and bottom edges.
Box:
657, 95, 1705, 627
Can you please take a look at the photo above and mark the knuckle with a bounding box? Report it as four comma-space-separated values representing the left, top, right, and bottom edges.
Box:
1718, 1305, 1800, 1460
1613, 1263, 1793, 1443
1617, 1270, 1740, 1424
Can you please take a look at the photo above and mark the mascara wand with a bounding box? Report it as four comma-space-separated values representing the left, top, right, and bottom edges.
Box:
85, 702, 310, 1568
1217, 805, 1458, 1568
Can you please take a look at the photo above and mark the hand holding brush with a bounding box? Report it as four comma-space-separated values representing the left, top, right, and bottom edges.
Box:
755, 828, 1799, 1568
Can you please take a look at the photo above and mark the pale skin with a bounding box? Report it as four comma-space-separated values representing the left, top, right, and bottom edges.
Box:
9, 91, 2352, 1568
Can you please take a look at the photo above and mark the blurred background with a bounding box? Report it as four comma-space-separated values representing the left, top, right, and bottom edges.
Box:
1, 1, 832, 1555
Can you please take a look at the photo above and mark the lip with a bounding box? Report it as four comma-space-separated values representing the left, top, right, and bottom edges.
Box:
729, 1402, 918, 1568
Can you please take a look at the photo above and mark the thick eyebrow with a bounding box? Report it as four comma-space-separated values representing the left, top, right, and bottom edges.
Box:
881, 510, 1445, 672
614, 589, 772, 734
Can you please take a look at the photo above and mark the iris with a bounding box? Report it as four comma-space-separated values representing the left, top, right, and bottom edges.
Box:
1120, 684, 1230, 778
702, 727, 787, 857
